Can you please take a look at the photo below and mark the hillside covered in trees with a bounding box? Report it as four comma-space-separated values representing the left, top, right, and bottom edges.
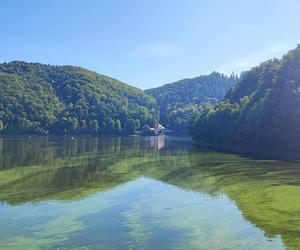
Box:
146, 72, 238, 134
0, 61, 158, 135
190, 45, 300, 154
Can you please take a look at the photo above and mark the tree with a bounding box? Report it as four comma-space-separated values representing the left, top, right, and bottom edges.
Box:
190, 45, 300, 154
125, 119, 137, 134
89, 120, 99, 133
107, 119, 115, 133
146, 72, 238, 134
0, 120, 3, 131
114, 119, 121, 133
71, 117, 78, 131
0, 61, 158, 135
141, 124, 152, 135
142, 124, 150, 133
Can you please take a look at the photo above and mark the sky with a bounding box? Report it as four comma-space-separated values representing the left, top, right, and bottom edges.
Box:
1, 0, 300, 89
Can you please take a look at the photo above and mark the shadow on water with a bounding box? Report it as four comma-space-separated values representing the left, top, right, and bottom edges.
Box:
192, 140, 300, 161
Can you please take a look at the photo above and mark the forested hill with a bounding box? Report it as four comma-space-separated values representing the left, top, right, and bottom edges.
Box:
146, 72, 238, 134
190, 45, 300, 154
0, 61, 158, 135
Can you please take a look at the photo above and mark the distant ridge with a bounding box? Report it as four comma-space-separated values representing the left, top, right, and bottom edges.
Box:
146, 72, 239, 134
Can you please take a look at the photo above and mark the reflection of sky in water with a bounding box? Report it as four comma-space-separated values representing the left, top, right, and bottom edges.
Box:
1, 136, 300, 249
0, 177, 283, 250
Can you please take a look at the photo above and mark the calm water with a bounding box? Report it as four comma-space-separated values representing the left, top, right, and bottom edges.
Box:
0, 136, 300, 249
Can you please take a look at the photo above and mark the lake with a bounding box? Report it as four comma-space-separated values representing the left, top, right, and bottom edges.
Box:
0, 135, 300, 249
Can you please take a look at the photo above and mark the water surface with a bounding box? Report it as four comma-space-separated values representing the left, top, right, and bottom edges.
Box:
0, 136, 300, 249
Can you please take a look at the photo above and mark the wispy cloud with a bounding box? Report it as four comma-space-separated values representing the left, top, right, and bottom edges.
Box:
217, 39, 296, 74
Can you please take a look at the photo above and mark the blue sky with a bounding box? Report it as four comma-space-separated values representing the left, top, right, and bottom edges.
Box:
1, 0, 300, 89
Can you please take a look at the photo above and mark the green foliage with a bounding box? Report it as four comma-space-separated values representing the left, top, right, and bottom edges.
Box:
114, 119, 121, 133
190, 45, 300, 153
146, 72, 238, 134
124, 118, 140, 134
89, 120, 99, 133
0, 61, 158, 135
0, 120, 3, 131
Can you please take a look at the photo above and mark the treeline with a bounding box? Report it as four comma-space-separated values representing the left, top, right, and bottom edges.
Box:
0, 61, 158, 135
190, 45, 300, 153
146, 72, 238, 134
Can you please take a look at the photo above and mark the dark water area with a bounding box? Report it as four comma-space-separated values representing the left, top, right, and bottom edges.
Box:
0, 135, 300, 249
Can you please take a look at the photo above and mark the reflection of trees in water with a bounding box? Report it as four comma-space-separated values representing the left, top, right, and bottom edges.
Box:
0, 137, 195, 205
0, 136, 188, 203
0, 137, 123, 170
0, 136, 193, 170
1, 136, 300, 248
